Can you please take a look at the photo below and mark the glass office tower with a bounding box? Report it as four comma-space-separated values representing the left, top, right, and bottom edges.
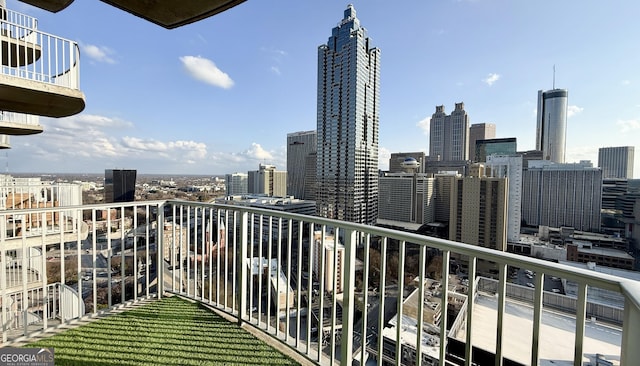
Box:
536, 89, 568, 163
316, 5, 380, 224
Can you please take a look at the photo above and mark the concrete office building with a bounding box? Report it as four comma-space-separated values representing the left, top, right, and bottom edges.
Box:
388, 152, 425, 173
225, 172, 248, 196
378, 172, 435, 225
248, 164, 287, 197
485, 155, 523, 243
449, 176, 508, 251
316, 5, 380, 225
287, 130, 317, 199
598, 146, 635, 179
469, 123, 496, 162
429, 103, 469, 162
475, 138, 517, 163
522, 161, 602, 232
536, 89, 568, 163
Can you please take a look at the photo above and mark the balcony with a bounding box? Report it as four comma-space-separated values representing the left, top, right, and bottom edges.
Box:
0, 199, 638, 365
0, 7, 85, 118
0, 110, 42, 135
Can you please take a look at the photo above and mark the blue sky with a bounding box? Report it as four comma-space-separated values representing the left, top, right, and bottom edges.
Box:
5, 0, 639, 177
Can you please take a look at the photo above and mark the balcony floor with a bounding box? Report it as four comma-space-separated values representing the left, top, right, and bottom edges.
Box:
12, 296, 303, 365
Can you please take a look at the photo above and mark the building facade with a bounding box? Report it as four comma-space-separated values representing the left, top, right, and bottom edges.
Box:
104, 169, 136, 203
598, 146, 635, 179
475, 137, 517, 163
225, 173, 248, 196
485, 155, 523, 243
429, 103, 469, 162
248, 164, 287, 197
434, 173, 459, 224
522, 161, 602, 232
287, 130, 317, 199
316, 5, 380, 225
378, 173, 435, 225
449, 176, 508, 251
469, 123, 496, 163
536, 89, 568, 163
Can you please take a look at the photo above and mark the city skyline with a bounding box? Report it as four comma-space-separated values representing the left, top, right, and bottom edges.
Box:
3, 0, 639, 177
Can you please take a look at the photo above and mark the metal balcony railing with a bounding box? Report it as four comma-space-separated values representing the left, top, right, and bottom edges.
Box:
0, 200, 638, 366
0, 6, 80, 89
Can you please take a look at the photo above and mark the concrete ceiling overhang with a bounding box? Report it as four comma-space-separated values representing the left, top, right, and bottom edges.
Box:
15, 0, 74, 13
17, 0, 246, 28
99, 0, 247, 29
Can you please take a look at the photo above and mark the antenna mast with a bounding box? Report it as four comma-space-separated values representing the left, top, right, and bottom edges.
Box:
553, 64, 556, 89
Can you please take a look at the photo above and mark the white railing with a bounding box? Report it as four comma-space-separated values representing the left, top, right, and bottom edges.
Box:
1, 7, 38, 30
0, 13, 80, 90
0, 181, 82, 211
0, 110, 40, 127
0, 200, 638, 366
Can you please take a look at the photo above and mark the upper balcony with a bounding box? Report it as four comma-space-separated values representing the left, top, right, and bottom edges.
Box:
0, 6, 85, 118
0, 199, 638, 365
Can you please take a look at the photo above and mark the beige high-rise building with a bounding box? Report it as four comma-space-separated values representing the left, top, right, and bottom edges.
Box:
449, 176, 508, 251
248, 164, 287, 197
378, 172, 435, 225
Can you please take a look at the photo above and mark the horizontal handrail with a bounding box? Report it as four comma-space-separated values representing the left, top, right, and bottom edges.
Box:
0, 199, 636, 366
0, 17, 80, 90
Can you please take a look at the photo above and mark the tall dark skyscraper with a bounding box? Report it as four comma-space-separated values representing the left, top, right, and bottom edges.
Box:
104, 169, 137, 203
536, 89, 568, 163
316, 5, 380, 225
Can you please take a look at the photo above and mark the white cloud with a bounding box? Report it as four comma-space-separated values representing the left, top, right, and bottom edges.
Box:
617, 119, 640, 132
565, 146, 598, 165
244, 143, 273, 160
261, 47, 287, 58
621, 80, 631, 85
208, 143, 286, 173
261, 47, 287, 76
567, 105, 583, 118
483, 73, 500, 86
416, 116, 430, 136
121, 137, 208, 160
179, 56, 234, 89
82, 44, 116, 64
48, 114, 133, 130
